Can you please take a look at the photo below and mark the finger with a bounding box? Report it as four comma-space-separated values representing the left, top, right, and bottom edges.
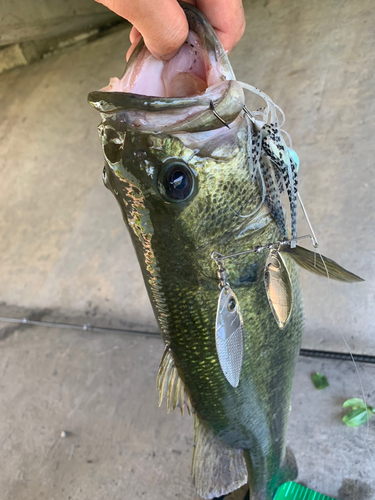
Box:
95, 0, 189, 60
196, 0, 246, 52
126, 38, 141, 61
128, 27, 142, 61
129, 26, 141, 44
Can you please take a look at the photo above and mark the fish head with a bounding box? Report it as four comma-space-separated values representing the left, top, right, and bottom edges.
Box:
88, 2, 267, 254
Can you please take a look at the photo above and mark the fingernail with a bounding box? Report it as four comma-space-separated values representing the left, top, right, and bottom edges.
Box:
149, 47, 180, 61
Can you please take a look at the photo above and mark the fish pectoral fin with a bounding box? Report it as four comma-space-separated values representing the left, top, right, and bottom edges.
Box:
282, 245, 364, 283
192, 415, 247, 499
157, 347, 192, 415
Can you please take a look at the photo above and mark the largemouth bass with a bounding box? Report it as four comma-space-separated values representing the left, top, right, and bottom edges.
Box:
88, 3, 362, 499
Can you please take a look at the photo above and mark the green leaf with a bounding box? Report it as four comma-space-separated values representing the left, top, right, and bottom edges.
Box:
311, 372, 329, 390
342, 408, 372, 427
342, 398, 366, 409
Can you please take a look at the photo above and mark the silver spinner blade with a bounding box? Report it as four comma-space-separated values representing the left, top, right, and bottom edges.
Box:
264, 249, 293, 329
215, 287, 244, 388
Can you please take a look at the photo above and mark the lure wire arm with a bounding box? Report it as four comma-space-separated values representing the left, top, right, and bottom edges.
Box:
297, 192, 319, 248
243, 105, 254, 121
243, 105, 265, 132
211, 234, 315, 262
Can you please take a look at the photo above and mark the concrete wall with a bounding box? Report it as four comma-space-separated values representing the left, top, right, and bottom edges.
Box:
0, 0, 374, 354
0, 0, 117, 47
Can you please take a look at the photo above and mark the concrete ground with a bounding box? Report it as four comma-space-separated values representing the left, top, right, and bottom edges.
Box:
0, 325, 374, 500
0, 0, 375, 498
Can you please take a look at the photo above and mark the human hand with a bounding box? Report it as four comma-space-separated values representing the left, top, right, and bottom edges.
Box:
95, 0, 245, 61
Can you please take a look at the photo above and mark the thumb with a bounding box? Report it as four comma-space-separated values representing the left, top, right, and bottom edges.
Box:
95, 0, 189, 60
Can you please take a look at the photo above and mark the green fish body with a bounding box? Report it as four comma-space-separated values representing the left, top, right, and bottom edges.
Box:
92, 116, 304, 498
88, 3, 361, 499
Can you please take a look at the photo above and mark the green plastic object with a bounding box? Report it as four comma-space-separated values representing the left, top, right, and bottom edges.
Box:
274, 482, 335, 500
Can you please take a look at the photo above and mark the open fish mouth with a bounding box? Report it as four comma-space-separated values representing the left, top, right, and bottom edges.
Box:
88, 2, 245, 132
102, 3, 234, 99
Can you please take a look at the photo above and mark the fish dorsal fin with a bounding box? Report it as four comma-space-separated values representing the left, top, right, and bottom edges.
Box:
281, 245, 364, 283
157, 348, 192, 415
192, 415, 247, 499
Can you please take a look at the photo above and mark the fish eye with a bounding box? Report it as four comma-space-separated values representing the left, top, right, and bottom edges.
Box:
158, 159, 194, 202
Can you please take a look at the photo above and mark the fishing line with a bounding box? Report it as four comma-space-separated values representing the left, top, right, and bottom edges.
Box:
0, 316, 159, 337
315, 246, 375, 469
227, 178, 265, 219
1, 316, 375, 363
295, 169, 373, 465
237, 158, 266, 219
239, 78, 373, 468
298, 195, 375, 470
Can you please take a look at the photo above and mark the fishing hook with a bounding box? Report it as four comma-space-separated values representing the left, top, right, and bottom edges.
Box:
209, 100, 230, 129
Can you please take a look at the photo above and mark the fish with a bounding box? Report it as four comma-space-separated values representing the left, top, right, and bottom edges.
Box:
88, 3, 363, 499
